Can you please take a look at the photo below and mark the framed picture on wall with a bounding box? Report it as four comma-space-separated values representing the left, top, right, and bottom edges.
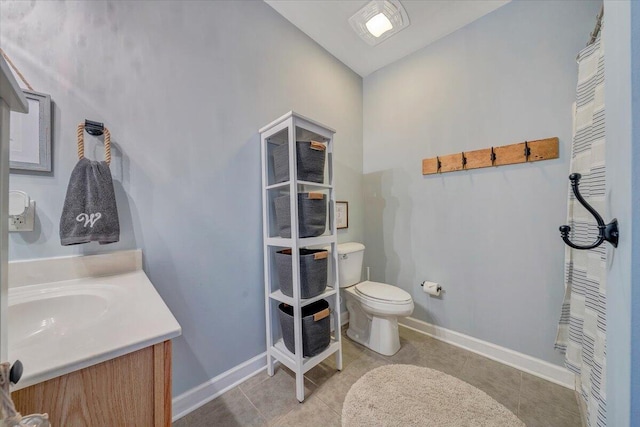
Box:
336, 201, 348, 229
10, 90, 52, 172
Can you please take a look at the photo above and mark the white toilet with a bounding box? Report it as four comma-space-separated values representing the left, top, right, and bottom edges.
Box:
336, 242, 414, 356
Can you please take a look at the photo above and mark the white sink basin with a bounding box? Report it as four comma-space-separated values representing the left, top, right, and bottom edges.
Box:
7, 269, 181, 390
9, 283, 125, 351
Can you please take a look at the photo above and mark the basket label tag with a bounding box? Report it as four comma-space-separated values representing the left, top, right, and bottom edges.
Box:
313, 308, 330, 321
310, 141, 326, 151
308, 192, 324, 200
314, 251, 328, 260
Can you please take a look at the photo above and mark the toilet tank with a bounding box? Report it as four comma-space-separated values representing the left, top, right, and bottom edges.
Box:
336, 242, 365, 288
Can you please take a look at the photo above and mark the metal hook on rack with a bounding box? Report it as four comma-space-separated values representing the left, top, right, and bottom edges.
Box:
559, 173, 619, 250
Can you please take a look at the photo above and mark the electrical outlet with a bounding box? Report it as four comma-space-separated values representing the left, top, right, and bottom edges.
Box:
8, 200, 35, 232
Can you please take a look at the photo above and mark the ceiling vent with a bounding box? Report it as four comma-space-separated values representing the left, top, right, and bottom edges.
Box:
349, 0, 410, 46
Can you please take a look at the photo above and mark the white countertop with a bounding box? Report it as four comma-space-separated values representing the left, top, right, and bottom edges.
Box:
8, 250, 181, 390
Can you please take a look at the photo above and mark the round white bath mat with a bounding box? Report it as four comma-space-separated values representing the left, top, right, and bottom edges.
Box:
342, 364, 524, 427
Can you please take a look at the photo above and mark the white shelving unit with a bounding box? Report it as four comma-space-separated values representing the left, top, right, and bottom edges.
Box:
260, 111, 342, 402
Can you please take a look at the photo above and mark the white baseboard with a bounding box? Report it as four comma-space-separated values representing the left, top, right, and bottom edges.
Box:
341, 310, 349, 326
172, 352, 267, 422
399, 317, 576, 389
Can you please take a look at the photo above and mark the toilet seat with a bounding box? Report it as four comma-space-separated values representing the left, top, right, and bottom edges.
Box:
354, 281, 412, 305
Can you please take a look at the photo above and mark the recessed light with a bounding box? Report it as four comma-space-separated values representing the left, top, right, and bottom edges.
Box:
349, 0, 410, 46
366, 13, 393, 38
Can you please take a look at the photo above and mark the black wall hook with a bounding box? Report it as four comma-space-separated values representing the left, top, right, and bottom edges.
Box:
84, 119, 104, 136
559, 173, 619, 250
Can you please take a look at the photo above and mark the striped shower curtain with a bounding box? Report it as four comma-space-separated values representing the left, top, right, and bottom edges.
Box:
555, 32, 606, 427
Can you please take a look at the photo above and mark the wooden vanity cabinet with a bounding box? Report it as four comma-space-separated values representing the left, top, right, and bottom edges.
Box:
12, 341, 172, 427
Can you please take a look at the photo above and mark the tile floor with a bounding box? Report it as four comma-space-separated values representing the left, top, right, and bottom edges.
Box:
173, 326, 582, 427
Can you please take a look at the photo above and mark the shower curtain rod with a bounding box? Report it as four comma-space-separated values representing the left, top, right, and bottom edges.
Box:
587, 4, 604, 46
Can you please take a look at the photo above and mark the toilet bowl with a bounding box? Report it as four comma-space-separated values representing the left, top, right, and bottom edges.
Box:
333, 243, 414, 356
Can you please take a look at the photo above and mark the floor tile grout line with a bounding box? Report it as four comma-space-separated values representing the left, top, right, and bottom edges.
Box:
269, 406, 295, 426
460, 353, 470, 372
304, 374, 321, 388
519, 374, 582, 417
517, 372, 523, 417
240, 374, 271, 395
314, 393, 344, 419
238, 384, 270, 424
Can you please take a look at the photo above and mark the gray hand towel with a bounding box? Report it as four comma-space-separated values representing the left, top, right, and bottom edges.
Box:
60, 158, 119, 245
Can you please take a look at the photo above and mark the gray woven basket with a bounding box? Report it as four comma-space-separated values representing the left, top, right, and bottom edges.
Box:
272, 143, 290, 183
272, 141, 326, 184
275, 249, 328, 299
278, 299, 331, 357
274, 193, 326, 238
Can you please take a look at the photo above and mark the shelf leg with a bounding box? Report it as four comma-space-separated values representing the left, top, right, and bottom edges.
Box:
267, 353, 274, 376
334, 291, 343, 371
296, 370, 305, 402
335, 345, 343, 371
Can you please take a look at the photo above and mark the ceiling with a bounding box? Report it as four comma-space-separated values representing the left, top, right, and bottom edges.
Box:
265, 0, 510, 77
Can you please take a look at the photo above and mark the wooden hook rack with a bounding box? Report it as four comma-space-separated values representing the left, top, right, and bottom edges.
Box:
422, 137, 559, 175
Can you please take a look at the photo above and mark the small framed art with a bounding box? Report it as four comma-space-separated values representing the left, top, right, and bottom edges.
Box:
336, 201, 348, 229
10, 90, 52, 172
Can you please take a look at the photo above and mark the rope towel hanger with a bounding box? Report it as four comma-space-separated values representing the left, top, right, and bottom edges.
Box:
0, 48, 35, 92
0, 49, 113, 170
77, 122, 112, 166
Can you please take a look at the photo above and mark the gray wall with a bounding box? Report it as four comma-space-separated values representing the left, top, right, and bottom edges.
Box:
0, 1, 363, 395
632, 2, 640, 421
605, 1, 640, 424
603, 1, 631, 424
362, 0, 601, 365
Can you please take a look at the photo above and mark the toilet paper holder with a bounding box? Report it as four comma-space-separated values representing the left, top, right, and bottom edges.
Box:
420, 281, 442, 294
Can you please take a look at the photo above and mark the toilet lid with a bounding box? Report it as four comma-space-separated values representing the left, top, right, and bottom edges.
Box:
354, 281, 412, 303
